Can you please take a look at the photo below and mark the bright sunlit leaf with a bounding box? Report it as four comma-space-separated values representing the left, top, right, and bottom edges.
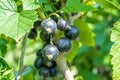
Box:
0, 0, 38, 42
110, 20, 120, 80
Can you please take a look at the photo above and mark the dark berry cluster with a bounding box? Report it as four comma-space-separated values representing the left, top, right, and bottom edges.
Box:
28, 16, 79, 78
34, 49, 57, 77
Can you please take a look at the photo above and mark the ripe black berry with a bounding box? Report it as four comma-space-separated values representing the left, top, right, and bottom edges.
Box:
36, 49, 42, 57
57, 19, 70, 31
33, 20, 42, 29
40, 31, 50, 42
34, 57, 43, 69
64, 25, 79, 40
42, 42, 50, 49
41, 19, 57, 34
50, 15, 58, 23
53, 37, 71, 52
39, 66, 50, 77
49, 67, 57, 77
42, 45, 59, 60
28, 28, 37, 39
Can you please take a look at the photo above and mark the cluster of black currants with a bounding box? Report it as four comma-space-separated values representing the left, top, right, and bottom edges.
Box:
28, 16, 79, 78
34, 49, 58, 77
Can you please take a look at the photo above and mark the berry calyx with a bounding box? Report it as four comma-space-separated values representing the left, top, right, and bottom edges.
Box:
43, 58, 55, 67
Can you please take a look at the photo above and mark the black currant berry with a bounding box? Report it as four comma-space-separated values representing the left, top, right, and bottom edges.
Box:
39, 66, 50, 77
42, 42, 50, 49
49, 67, 57, 77
33, 20, 42, 29
36, 49, 42, 57
64, 25, 79, 40
57, 19, 70, 31
28, 28, 37, 39
42, 45, 59, 60
50, 15, 58, 23
41, 19, 57, 34
34, 57, 43, 69
40, 31, 50, 42
53, 37, 71, 52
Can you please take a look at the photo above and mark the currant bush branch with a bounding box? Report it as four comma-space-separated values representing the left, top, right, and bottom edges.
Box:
16, 33, 28, 80
54, 12, 80, 80
55, 53, 74, 80
68, 13, 82, 25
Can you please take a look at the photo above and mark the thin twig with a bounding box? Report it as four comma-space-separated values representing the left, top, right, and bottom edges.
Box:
72, 13, 82, 21
55, 53, 74, 80
61, 0, 65, 8
16, 33, 28, 80
68, 13, 82, 25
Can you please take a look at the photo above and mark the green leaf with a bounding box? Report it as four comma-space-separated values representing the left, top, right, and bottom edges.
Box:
0, 38, 8, 57
0, 57, 10, 69
22, 67, 33, 76
22, 0, 49, 11
22, 0, 40, 10
95, 0, 110, 8
0, 0, 17, 12
110, 21, 120, 42
105, 0, 120, 10
2, 69, 14, 78
44, 4, 53, 11
0, 0, 37, 42
74, 19, 95, 46
0, 45, 7, 57
75, 75, 83, 80
0, 57, 14, 80
110, 20, 120, 80
21, 67, 34, 80
65, 41, 79, 62
37, 0, 49, 4
110, 42, 120, 80
0, 38, 8, 45
64, 0, 95, 12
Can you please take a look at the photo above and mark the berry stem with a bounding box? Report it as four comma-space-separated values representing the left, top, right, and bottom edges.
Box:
55, 53, 74, 80
67, 13, 82, 25
16, 33, 28, 80
49, 13, 61, 19
36, 8, 46, 19
40, 5, 49, 18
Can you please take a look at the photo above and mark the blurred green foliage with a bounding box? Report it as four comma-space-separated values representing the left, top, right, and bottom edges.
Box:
72, 5, 120, 80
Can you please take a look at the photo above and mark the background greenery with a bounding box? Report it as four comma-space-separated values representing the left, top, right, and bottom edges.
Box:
0, 0, 120, 80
